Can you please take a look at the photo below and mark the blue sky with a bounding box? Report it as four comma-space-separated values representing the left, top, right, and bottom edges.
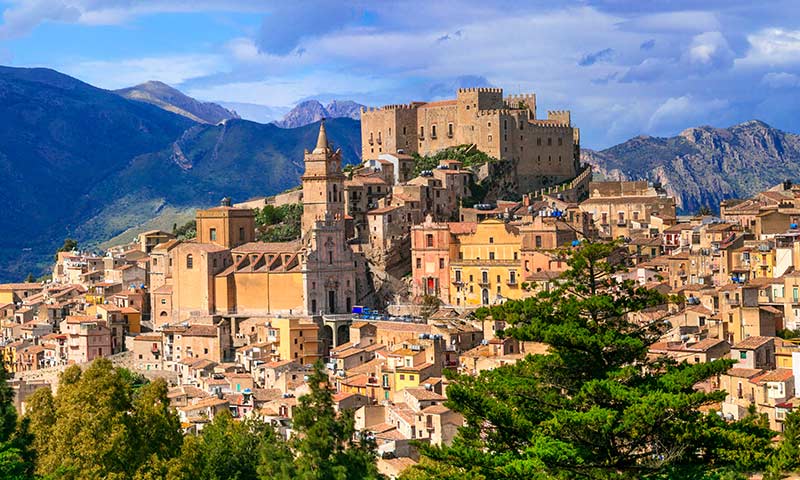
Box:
1, 0, 799, 149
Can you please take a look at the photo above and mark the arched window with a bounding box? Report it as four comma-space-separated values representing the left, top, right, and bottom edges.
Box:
160, 311, 168, 316
186, 254, 193, 269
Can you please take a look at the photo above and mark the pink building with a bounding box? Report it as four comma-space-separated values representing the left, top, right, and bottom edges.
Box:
61, 316, 112, 364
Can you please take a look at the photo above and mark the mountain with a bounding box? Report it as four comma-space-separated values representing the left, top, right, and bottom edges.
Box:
581, 120, 800, 214
115, 81, 239, 124
0, 66, 362, 281
325, 100, 364, 121
215, 101, 290, 124
275, 99, 365, 128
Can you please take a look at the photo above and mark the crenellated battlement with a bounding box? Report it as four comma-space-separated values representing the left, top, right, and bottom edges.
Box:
361, 103, 419, 114
505, 93, 536, 102
457, 87, 504, 93
476, 108, 517, 116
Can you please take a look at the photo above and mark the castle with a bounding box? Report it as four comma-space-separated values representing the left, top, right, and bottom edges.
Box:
154, 121, 365, 326
360, 87, 580, 193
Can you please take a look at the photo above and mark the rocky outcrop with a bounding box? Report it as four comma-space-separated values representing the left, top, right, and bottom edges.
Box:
581, 121, 800, 213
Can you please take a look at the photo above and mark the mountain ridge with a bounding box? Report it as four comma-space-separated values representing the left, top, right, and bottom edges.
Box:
275, 99, 365, 128
581, 120, 800, 214
0, 66, 361, 281
115, 80, 239, 124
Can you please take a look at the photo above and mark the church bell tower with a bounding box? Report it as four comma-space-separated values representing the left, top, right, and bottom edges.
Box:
301, 119, 346, 234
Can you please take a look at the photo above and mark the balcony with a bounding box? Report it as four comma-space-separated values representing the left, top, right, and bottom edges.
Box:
418, 134, 425, 140
377, 137, 382, 145
478, 280, 491, 287
368, 138, 374, 145
430, 133, 437, 139
506, 279, 518, 286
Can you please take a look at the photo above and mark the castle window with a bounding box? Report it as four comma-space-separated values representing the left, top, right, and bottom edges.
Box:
537, 138, 542, 146
489, 252, 495, 260
466, 105, 470, 110
403, 126, 407, 135
535, 236, 542, 248
548, 138, 552, 146
488, 122, 491, 127
416, 258, 422, 269
514, 252, 518, 260
239, 227, 245, 242
558, 137, 563, 146
489, 237, 494, 244
212, 258, 217, 268
439, 258, 444, 268
448, 123, 453, 137
419, 126, 424, 139
186, 254, 193, 269
488, 135, 492, 143
328, 251, 333, 264
209, 228, 217, 241
504, 120, 507, 129
431, 125, 437, 138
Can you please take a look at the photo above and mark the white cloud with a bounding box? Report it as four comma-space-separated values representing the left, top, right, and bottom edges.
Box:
647, 95, 728, 133
739, 28, 800, 66
685, 31, 733, 69
618, 11, 720, 34
59, 54, 227, 89
761, 71, 800, 88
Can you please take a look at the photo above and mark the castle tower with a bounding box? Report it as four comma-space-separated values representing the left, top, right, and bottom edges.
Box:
301, 119, 346, 234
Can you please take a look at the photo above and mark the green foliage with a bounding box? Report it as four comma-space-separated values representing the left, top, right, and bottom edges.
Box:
419, 295, 441, 321
411, 144, 496, 177
53, 238, 79, 260
255, 203, 302, 243
765, 410, 800, 480
24, 359, 181, 479
173, 220, 196, 240
404, 242, 776, 480
290, 362, 383, 480
168, 411, 284, 480
776, 329, 800, 340
0, 362, 33, 479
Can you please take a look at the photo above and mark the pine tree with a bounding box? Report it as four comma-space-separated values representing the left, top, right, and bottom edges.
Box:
290, 362, 382, 480
765, 410, 800, 480
403, 242, 774, 480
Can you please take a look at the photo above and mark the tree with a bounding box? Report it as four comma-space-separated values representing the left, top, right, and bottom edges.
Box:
54, 238, 78, 260
765, 410, 800, 480
697, 205, 713, 216
419, 294, 441, 321
0, 362, 32, 479
290, 362, 382, 480
24, 273, 35, 283
24, 359, 182, 479
403, 242, 774, 480
168, 411, 287, 480
174, 220, 197, 240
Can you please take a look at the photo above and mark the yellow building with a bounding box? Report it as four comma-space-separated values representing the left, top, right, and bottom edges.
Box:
255, 316, 322, 364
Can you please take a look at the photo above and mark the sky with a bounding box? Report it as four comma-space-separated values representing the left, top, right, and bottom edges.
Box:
0, 0, 799, 149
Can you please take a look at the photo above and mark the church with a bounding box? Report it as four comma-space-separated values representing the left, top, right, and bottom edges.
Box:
161, 121, 365, 325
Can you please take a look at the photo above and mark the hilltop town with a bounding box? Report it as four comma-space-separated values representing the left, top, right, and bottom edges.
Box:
4, 87, 800, 477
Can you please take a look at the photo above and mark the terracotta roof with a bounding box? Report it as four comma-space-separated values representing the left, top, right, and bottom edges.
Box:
734, 336, 774, 350
447, 222, 478, 235
725, 367, 763, 378
232, 241, 302, 254
404, 387, 445, 402
758, 368, 794, 383
184, 325, 218, 337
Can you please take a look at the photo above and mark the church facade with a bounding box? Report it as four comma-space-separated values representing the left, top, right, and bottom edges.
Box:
165, 121, 364, 324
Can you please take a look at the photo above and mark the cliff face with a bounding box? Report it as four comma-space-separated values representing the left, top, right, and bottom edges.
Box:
582, 121, 800, 213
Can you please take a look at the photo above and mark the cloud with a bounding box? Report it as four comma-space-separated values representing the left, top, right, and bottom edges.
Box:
640, 39, 655, 50
684, 31, 734, 70
647, 95, 728, 133
618, 11, 720, 33
739, 28, 800, 66
255, 2, 364, 56
60, 54, 227, 89
761, 72, 800, 88
578, 48, 614, 66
